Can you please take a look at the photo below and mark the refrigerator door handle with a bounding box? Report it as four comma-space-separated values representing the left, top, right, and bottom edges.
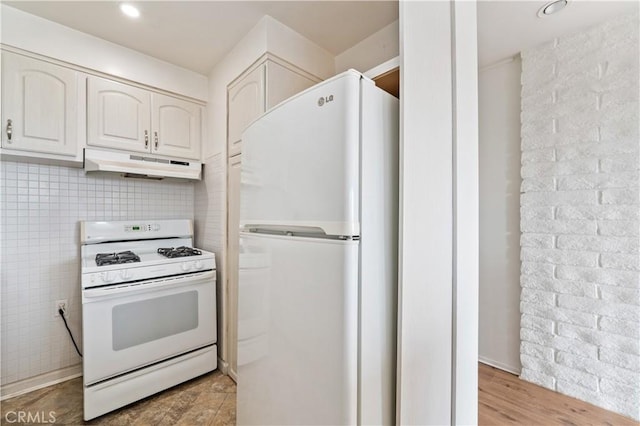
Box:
242, 224, 357, 240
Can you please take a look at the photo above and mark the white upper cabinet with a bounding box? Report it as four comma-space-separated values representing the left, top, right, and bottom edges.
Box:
88, 76, 202, 160
227, 56, 320, 157
87, 76, 151, 153
152, 93, 201, 160
1, 51, 78, 157
228, 65, 265, 158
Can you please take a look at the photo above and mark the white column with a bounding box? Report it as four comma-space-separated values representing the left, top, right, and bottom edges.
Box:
452, 1, 479, 424
397, 0, 478, 424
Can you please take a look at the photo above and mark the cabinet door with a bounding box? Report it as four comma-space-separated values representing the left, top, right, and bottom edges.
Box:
227, 154, 242, 378
1, 52, 78, 156
152, 93, 201, 160
87, 76, 151, 153
227, 65, 265, 157
266, 60, 319, 110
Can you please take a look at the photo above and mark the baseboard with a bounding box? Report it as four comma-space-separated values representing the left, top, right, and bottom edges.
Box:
228, 368, 238, 383
217, 357, 229, 375
1, 364, 82, 401
479, 356, 521, 375
216, 357, 238, 383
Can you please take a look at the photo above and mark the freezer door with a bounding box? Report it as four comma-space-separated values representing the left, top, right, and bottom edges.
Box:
241, 71, 361, 237
237, 232, 358, 425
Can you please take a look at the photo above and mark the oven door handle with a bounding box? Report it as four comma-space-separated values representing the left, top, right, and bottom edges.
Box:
83, 270, 215, 300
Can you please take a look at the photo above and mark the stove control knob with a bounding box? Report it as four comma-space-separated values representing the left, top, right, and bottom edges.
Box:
120, 270, 132, 280
181, 262, 192, 272
194, 260, 203, 270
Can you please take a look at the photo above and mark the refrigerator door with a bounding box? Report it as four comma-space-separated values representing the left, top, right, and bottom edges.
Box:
241, 71, 361, 237
237, 232, 359, 425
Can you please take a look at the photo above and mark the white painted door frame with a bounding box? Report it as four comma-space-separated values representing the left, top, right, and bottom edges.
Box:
397, 1, 479, 424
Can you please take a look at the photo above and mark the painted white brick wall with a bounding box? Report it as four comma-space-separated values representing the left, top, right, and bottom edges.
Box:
520, 13, 640, 420
0, 161, 194, 386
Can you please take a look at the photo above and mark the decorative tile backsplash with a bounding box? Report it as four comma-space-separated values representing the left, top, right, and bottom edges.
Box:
0, 161, 194, 386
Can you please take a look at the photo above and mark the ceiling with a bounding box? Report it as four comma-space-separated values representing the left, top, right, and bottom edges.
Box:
4, 1, 638, 74
477, 0, 639, 68
4, 1, 399, 75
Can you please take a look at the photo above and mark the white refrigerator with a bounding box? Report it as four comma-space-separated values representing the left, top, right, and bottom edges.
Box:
237, 70, 398, 425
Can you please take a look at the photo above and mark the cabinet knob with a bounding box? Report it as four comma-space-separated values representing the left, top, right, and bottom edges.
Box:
154, 131, 159, 150
144, 130, 149, 148
6, 119, 12, 142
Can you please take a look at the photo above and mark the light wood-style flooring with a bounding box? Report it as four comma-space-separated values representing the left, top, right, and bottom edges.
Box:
478, 363, 637, 425
1, 364, 636, 425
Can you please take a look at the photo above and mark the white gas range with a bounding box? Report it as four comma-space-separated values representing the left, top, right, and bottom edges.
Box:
80, 220, 217, 421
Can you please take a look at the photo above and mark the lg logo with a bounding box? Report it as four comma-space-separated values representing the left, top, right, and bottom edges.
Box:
317, 95, 334, 106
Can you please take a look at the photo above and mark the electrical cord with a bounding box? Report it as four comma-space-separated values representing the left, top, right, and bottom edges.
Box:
59, 309, 83, 358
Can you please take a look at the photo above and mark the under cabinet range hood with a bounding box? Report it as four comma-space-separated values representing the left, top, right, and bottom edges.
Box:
84, 149, 202, 180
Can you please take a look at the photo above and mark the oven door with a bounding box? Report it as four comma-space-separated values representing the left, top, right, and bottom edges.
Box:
82, 270, 216, 385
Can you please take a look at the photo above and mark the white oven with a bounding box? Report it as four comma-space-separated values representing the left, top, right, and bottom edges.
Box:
82, 270, 216, 385
80, 220, 217, 420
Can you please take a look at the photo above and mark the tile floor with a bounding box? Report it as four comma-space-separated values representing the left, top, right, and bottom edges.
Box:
0, 370, 235, 425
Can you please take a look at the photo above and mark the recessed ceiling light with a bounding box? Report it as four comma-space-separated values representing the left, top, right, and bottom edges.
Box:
120, 3, 140, 19
538, 0, 569, 17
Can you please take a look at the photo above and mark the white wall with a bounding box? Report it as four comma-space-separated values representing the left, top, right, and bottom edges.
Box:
265, 17, 335, 81
478, 57, 522, 373
0, 162, 194, 393
519, 13, 639, 420
335, 20, 398, 74
0, 4, 207, 101
193, 15, 334, 367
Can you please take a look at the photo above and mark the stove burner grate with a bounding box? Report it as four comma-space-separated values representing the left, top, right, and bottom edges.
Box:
96, 251, 141, 266
157, 246, 202, 258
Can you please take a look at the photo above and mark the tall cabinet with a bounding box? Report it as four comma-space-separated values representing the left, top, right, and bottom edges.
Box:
226, 55, 320, 379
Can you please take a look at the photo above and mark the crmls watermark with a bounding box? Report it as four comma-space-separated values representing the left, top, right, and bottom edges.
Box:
4, 411, 56, 423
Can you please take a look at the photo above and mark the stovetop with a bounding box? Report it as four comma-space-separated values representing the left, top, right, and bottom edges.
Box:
81, 245, 216, 289
95, 251, 141, 266
80, 220, 216, 289
83, 247, 214, 271
157, 246, 202, 258
93, 246, 203, 267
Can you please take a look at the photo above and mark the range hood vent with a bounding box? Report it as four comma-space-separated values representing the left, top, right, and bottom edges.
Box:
84, 149, 202, 180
